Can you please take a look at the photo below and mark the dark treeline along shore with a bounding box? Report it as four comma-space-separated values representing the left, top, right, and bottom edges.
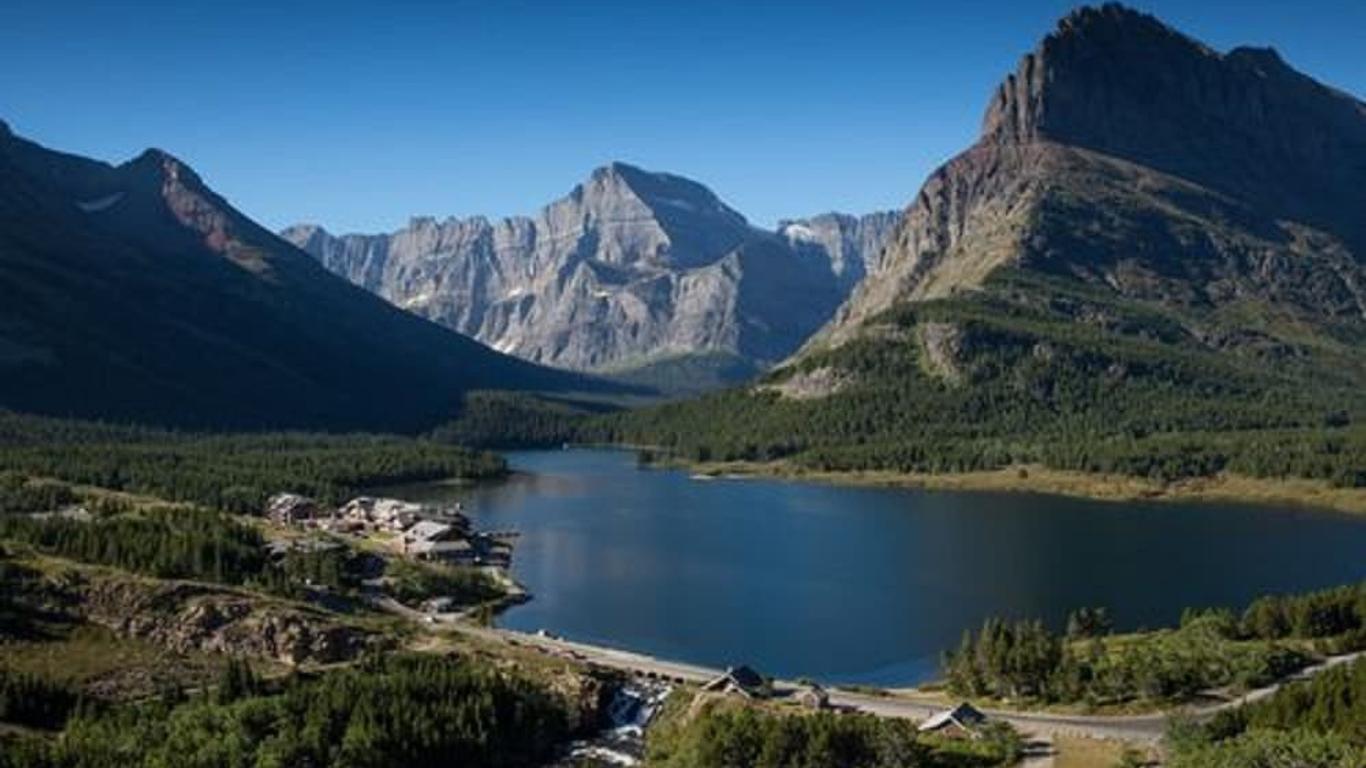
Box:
0, 411, 507, 513
945, 584, 1366, 707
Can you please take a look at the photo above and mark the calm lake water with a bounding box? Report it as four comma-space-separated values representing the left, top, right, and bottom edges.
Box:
385, 448, 1366, 686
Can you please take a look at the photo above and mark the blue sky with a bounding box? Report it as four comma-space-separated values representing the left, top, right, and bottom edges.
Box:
2, 1, 1362, 233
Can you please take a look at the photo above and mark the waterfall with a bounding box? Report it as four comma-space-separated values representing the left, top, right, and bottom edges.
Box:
558, 681, 672, 767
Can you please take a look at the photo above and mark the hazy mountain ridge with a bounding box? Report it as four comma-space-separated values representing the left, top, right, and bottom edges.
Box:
284, 165, 896, 379
0, 122, 594, 430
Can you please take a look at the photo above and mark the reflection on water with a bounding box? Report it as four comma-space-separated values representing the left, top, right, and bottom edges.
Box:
383, 449, 1366, 685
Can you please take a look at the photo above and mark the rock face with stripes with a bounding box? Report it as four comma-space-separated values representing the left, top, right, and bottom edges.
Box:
810, 3, 1366, 352
284, 164, 895, 381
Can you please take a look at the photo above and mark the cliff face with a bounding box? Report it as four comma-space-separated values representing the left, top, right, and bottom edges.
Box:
983, 4, 1366, 237
777, 211, 902, 289
815, 3, 1366, 350
285, 167, 896, 378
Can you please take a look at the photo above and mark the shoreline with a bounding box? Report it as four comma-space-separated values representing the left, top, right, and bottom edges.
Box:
670, 460, 1366, 516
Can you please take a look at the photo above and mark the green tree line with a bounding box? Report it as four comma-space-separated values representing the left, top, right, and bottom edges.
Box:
944, 583, 1365, 706
1168, 659, 1366, 767
0, 472, 79, 514
0, 508, 267, 585
0, 411, 506, 515
0, 669, 81, 731
646, 699, 1022, 768
0, 654, 571, 768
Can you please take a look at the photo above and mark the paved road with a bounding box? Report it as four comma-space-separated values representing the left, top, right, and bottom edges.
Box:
374, 596, 1360, 747
493, 628, 1361, 745
830, 690, 1168, 743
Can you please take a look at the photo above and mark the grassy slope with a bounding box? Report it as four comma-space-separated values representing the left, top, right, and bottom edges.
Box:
0, 623, 227, 702
682, 462, 1366, 515
1053, 736, 1140, 768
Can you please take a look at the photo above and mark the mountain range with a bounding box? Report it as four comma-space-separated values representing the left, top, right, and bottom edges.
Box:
0, 121, 597, 431
601, 3, 1366, 481
3, 2, 1364, 456
283, 166, 896, 387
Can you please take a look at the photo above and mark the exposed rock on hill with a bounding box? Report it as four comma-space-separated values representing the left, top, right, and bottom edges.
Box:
80, 577, 379, 666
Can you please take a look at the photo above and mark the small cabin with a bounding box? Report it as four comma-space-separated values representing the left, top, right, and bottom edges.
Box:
410, 538, 476, 564
404, 520, 455, 545
918, 702, 988, 737
702, 665, 769, 699
339, 496, 423, 531
795, 683, 829, 710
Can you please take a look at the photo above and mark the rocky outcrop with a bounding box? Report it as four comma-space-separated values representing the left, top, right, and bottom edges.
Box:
917, 322, 969, 384
813, 3, 1366, 351
284, 166, 895, 378
811, 143, 1042, 347
981, 4, 1366, 239
777, 211, 901, 289
79, 577, 378, 666
757, 366, 851, 401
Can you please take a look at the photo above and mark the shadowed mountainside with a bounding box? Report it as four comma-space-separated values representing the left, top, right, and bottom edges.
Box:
0, 122, 603, 431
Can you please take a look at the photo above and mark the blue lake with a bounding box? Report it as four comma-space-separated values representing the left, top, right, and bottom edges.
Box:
386, 448, 1366, 686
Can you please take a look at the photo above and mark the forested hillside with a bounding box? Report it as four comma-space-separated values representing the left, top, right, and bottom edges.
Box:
0, 411, 505, 513
0, 655, 573, 768
590, 269, 1366, 489
1169, 659, 1366, 766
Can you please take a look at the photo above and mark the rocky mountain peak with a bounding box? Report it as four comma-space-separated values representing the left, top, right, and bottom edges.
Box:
279, 222, 334, 253
1226, 45, 1288, 72
286, 165, 897, 378
580, 161, 748, 227
812, 5, 1366, 351
121, 147, 208, 196
978, 3, 1366, 241
541, 162, 752, 270
281, 222, 323, 239
113, 147, 297, 269
981, 3, 1207, 145
1053, 3, 1178, 43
